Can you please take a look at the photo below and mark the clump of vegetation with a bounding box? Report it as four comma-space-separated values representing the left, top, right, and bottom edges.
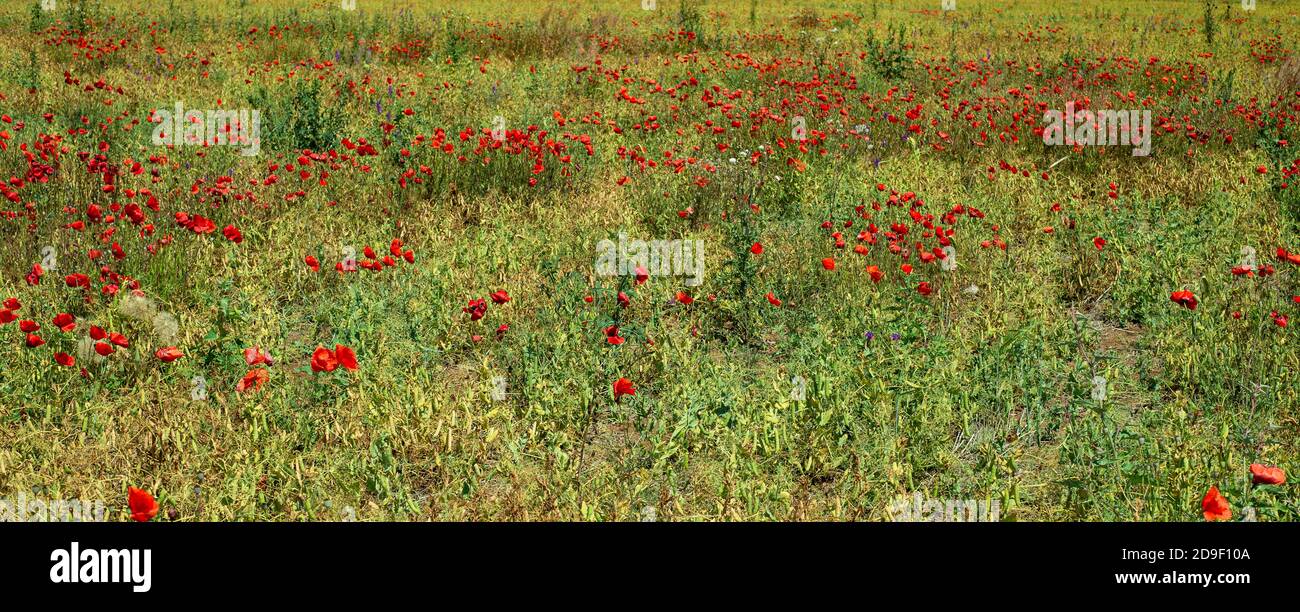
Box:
865, 24, 911, 80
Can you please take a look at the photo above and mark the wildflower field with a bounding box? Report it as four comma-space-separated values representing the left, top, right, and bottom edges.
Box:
0, 0, 1298, 522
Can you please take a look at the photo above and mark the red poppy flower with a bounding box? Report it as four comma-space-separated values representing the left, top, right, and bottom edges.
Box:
613, 377, 636, 401
2, 297, 18, 310
765, 291, 783, 307
155, 347, 184, 362
634, 266, 649, 284
617, 291, 630, 308
1170, 290, 1198, 310
0, 309, 16, 324
750, 242, 763, 255
94, 342, 114, 356
334, 344, 358, 370
463, 298, 487, 321
304, 255, 320, 272
190, 215, 216, 234
244, 346, 273, 366
90, 325, 106, 341
109, 332, 130, 348
25, 333, 44, 348
917, 281, 933, 297
1093, 237, 1106, 250
675, 291, 694, 305
490, 290, 511, 304
222, 224, 243, 243
19, 319, 39, 333
54, 352, 75, 367
1250, 464, 1286, 486
1201, 486, 1231, 521
53, 313, 76, 332
311, 346, 339, 372
604, 325, 625, 345
236, 368, 269, 393
867, 265, 884, 283
127, 487, 159, 522
1279, 247, 1300, 266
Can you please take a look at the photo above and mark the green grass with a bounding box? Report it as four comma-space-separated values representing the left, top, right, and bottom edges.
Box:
0, 0, 1297, 522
